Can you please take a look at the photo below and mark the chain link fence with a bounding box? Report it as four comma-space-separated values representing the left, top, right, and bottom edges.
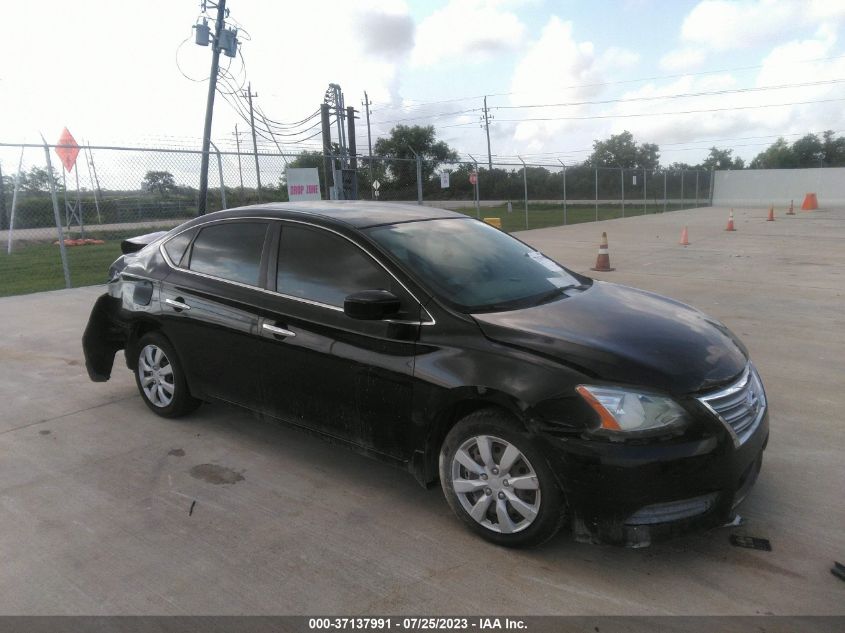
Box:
0, 141, 712, 297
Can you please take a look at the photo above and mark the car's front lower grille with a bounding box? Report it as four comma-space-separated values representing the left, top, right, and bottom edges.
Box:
698, 364, 766, 446
625, 493, 718, 525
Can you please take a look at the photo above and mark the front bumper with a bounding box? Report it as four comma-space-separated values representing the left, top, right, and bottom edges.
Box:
539, 410, 769, 547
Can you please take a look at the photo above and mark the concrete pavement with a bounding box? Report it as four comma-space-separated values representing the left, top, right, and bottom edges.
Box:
0, 204, 842, 615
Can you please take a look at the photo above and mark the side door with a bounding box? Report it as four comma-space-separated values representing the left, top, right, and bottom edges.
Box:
258, 221, 424, 459
158, 219, 273, 408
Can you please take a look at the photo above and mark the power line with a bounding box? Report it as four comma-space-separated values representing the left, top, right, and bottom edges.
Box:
370, 53, 845, 113
372, 85, 845, 131
493, 78, 845, 110
467, 96, 845, 123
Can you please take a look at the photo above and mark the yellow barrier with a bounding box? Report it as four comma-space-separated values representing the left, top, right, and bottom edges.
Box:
483, 217, 502, 229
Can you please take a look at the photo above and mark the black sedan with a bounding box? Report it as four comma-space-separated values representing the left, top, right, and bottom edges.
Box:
82, 202, 768, 547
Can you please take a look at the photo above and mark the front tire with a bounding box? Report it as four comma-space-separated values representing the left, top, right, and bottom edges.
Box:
439, 409, 565, 548
134, 332, 200, 418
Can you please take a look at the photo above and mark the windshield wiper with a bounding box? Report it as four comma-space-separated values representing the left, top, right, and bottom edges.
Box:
529, 286, 574, 306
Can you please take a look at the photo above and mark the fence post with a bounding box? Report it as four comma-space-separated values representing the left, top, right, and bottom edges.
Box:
41, 136, 71, 289
709, 168, 715, 206
663, 170, 667, 213
6, 147, 24, 253
594, 167, 598, 222
84, 144, 102, 223
680, 169, 685, 208
416, 155, 423, 205
209, 141, 227, 210
518, 156, 528, 229
620, 167, 625, 218
557, 159, 567, 225
466, 154, 480, 219
695, 170, 700, 208
0, 162, 5, 231
643, 167, 646, 215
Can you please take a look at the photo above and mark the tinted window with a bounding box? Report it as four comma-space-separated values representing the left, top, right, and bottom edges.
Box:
163, 229, 195, 266
277, 225, 391, 307
366, 218, 580, 312
189, 222, 268, 285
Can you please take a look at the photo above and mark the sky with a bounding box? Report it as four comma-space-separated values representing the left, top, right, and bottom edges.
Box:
2, 0, 845, 167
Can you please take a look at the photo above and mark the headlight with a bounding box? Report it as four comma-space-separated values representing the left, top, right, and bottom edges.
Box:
576, 385, 689, 435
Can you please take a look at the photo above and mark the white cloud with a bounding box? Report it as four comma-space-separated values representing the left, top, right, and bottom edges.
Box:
411, 0, 528, 67
606, 27, 845, 165
502, 17, 643, 159
659, 47, 706, 72
680, 0, 845, 52
597, 47, 641, 72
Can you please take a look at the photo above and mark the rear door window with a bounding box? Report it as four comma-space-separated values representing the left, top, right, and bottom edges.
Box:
189, 222, 268, 286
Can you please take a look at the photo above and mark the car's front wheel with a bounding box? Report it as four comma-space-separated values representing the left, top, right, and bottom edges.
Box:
134, 332, 200, 418
439, 409, 565, 548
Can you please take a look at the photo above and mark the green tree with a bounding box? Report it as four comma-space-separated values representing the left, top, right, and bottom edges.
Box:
749, 138, 795, 169
791, 134, 824, 168
374, 125, 458, 193
287, 150, 324, 171
701, 147, 744, 170
141, 170, 176, 197
19, 166, 64, 193
822, 130, 845, 166
589, 131, 660, 168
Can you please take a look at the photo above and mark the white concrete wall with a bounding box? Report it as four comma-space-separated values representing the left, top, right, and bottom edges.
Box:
713, 167, 845, 207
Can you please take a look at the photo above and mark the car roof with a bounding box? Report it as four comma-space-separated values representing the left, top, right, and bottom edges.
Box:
202, 201, 468, 229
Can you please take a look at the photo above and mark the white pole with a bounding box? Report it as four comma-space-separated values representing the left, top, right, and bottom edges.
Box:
6, 146, 24, 254
41, 135, 71, 288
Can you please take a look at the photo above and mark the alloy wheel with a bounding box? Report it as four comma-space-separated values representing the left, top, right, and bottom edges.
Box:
138, 344, 175, 408
450, 434, 541, 534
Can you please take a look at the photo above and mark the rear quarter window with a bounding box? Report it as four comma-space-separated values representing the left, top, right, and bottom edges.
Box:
188, 222, 268, 286
163, 229, 196, 266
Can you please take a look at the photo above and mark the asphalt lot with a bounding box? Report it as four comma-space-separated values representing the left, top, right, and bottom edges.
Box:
0, 205, 843, 615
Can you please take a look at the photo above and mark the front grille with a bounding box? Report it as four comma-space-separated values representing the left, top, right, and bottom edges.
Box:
698, 364, 767, 446
625, 493, 718, 525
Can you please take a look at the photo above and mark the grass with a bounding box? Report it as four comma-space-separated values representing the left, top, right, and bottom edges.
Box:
0, 227, 174, 298
453, 202, 694, 233
0, 204, 700, 298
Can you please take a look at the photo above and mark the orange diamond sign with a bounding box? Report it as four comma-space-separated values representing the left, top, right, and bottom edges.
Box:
55, 127, 80, 172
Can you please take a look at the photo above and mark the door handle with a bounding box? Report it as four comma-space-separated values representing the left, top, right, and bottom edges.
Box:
165, 298, 191, 311
262, 323, 296, 338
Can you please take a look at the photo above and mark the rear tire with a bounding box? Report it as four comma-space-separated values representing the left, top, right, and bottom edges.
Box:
134, 332, 200, 418
439, 409, 565, 548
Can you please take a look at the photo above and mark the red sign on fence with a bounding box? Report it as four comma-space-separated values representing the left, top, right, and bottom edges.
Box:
469, 171, 478, 185
55, 127, 80, 172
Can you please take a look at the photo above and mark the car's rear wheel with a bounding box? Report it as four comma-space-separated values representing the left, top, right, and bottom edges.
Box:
439, 409, 565, 548
134, 332, 200, 418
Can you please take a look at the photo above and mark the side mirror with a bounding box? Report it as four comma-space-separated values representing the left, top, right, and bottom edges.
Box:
344, 289, 401, 321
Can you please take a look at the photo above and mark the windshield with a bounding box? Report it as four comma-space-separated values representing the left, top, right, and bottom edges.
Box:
365, 218, 582, 312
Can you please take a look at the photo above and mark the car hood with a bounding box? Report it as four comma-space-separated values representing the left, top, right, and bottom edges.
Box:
472, 281, 748, 395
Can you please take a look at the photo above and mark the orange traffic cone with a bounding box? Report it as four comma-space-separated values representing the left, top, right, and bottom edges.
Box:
590, 232, 615, 272
726, 209, 736, 231
767, 205, 775, 221
801, 193, 818, 211
786, 200, 795, 215
679, 226, 690, 246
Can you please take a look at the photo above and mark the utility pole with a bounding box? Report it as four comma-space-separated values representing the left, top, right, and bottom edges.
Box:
233, 124, 244, 191
482, 96, 493, 171
242, 82, 262, 201
363, 91, 373, 184
197, 0, 226, 215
